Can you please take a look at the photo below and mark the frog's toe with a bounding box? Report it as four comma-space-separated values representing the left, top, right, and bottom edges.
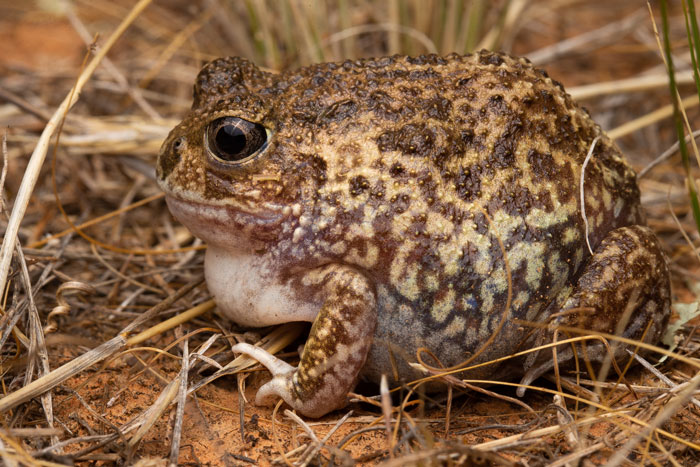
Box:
232, 342, 295, 377
232, 343, 302, 409
232, 342, 349, 417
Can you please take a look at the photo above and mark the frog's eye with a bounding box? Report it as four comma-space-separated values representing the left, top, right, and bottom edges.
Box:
206, 117, 268, 164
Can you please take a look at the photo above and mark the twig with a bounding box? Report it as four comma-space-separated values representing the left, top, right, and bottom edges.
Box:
628, 350, 700, 410
31, 433, 118, 457
0, 428, 62, 437
607, 371, 700, 466
0, 129, 7, 212
380, 374, 394, 458
325, 23, 437, 54
638, 128, 700, 178
548, 442, 606, 467
608, 93, 700, 140
63, 3, 161, 119
17, 239, 58, 447
168, 340, 189, 467
580, 136, 600, 256
0, 85, 63, 125
473, 411, 629, 450
298, 410, 352, 467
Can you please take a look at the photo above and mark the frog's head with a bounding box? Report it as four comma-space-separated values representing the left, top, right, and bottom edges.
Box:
157, 57, 312, 251
159, 55, 452, 255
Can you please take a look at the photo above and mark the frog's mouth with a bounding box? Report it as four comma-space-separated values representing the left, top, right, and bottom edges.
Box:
164, 195, 288, 248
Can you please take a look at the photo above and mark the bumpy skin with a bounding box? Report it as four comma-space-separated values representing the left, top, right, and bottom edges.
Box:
157, 51, 671, 418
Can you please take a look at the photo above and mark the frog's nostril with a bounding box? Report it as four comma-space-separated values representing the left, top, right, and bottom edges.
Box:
173, 137, 184, 151
158, 137, 185, 179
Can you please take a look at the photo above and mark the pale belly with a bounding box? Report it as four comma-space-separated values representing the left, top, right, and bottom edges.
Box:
205, 247, 320, 327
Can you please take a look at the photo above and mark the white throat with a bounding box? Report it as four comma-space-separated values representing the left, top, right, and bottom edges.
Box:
204, 247, 319, 327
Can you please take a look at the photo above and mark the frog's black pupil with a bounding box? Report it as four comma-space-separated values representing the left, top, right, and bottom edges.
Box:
208, 117, 267, 163
215, 124, 246, 158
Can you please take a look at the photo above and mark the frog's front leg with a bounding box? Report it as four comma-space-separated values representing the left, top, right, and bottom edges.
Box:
520, 225, 671, 391
233, 265, 377, 418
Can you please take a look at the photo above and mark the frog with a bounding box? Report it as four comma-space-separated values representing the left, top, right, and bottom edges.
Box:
156, 50, 671, 418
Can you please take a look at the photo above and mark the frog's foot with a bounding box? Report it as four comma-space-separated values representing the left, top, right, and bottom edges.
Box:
519, 225, 671, 395
233, 265, 377, 418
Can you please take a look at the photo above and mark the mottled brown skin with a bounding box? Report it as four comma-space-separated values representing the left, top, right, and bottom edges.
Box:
157, 51, 671, 418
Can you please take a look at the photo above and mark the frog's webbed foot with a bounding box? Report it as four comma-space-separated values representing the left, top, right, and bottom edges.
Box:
518, 225, 671, 396
231, 342, 295, 402
233, 266, 377, 418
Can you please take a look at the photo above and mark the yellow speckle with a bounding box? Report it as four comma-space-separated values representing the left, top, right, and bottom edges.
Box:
330, 241, 347, 255
513, 290, 529, 309
444, 315, 465, 337
475, 251, 492, 276
431, 289, 455, 323
563, 227, 579, 244
526, 206, 573, 230
344, 242, 379, 269
480, 271, 507, 312
425, 273, 439, 292
397, 267, 420, 301
461, 294, 476, 311
426, 211, 455, 237
438, 241, 461, 277
547, 252, 569, 286
596, 211, 604, 228
492, 209, 523, 234
390, 239, 417, 290
585, 191, 601, 210
455, 221, 491, 275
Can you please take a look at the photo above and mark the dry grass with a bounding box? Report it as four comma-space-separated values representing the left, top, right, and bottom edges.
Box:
0, 0, 700, 465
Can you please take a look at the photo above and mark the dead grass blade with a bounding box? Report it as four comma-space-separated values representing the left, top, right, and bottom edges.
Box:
0, 0, 153, 303
607, 371, 700, 466
127, 366, 180, 449
168, 340, 188, 466
0, 278, 201, 414
569, 70, 695, 101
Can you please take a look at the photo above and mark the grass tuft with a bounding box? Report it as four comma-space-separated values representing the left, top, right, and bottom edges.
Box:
660, 0, 700, 237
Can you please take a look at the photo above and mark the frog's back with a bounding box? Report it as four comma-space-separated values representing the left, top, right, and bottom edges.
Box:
265, 51, 643, 377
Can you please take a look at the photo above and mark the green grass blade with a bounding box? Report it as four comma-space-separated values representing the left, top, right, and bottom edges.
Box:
243, 0, 266, 63
682, 0, 700, 99
661, 0, 700, 235
464, 0, 486, 52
